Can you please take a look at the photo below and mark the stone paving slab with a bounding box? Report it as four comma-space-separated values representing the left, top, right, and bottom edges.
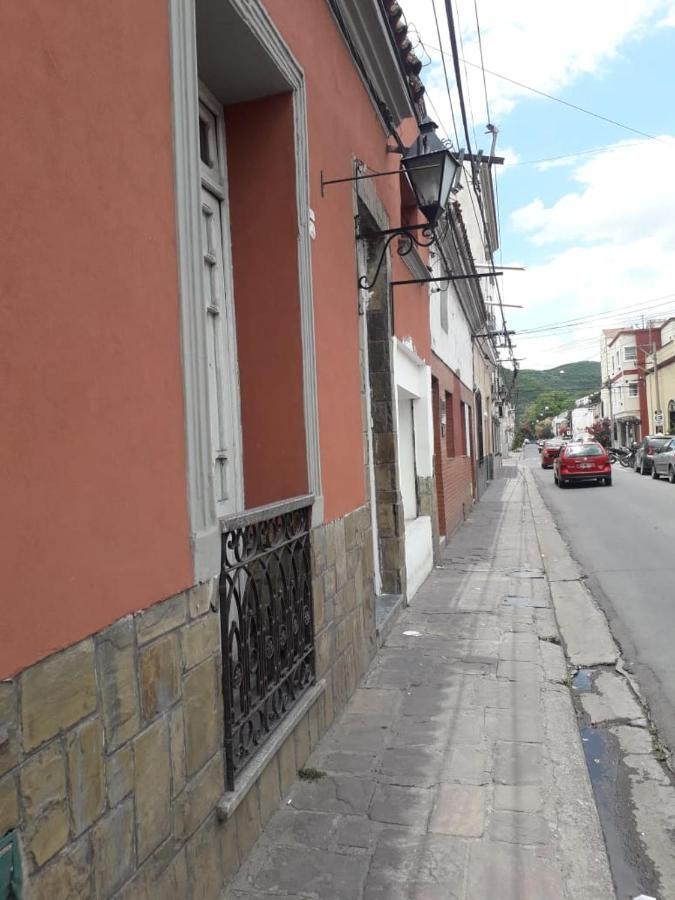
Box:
225, 469, 613, 900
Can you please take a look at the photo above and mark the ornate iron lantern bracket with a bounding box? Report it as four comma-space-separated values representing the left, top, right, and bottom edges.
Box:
357, 223, 436, 291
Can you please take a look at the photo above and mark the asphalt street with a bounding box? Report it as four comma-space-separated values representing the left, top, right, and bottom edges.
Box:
525, 443, 675, 751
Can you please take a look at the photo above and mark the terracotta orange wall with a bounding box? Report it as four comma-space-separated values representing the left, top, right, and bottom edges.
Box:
392, 132, 432, 363
225, 95, 308, 507
391, 201, 432, 362
262, 0, 426, 521
0, 1, 192, 677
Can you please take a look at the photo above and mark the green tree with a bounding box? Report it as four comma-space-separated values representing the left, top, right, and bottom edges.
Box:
524, 390, 577, 424
512, 423, 533, 450
534, 419, 554, 439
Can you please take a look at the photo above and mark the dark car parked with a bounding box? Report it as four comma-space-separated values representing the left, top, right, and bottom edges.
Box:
633, 435, 675, 475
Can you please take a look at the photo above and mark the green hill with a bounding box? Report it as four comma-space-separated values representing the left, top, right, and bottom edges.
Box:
501, 360, 601, 423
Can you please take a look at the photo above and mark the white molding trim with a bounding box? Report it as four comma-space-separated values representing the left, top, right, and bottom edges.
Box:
330, 0, 413, 126
354, 159, 390, 233
169, 0, 221, 581
396, 337, 427, 369
198, 83, 245, 519
169, 0, 324, 572
226, 0, 323, 528
401, 243, 429, 282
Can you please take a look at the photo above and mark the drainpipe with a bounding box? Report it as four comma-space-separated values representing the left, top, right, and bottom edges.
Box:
606, 379, 615, 448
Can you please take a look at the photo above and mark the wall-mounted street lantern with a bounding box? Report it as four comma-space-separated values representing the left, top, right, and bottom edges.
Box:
401, 118, 462, 227
320, 120, 501, 291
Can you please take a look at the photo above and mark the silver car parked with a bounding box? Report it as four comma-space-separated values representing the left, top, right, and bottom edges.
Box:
651, 437, 675, 483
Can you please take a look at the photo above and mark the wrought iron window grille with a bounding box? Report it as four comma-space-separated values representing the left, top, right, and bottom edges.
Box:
219, 495, 315, 791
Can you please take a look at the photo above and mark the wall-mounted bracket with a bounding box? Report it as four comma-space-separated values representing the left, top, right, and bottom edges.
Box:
356, 224, 436, 290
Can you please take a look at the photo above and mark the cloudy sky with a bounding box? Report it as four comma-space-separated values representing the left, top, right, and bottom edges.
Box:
408, 1, 675, 369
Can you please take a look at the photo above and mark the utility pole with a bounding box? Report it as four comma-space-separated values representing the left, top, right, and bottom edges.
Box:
605, 379, 615, 448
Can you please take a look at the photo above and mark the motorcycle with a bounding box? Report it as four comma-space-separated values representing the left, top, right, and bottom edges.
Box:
611, 446, 636, 468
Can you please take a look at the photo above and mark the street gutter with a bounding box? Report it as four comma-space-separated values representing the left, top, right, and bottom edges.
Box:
523, 461, 675, 900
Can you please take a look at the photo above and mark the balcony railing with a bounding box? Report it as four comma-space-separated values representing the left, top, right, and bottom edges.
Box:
219, 495, 315, 790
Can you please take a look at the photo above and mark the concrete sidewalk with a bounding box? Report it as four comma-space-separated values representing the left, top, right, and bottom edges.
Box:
226, 463, 614, 900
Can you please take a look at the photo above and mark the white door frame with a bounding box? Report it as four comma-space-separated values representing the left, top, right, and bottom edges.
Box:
198, 84, 244, 519
357, 246, 383, 596
168, 0, 323, 582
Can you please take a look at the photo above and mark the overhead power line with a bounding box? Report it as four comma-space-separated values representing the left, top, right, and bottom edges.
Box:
427, 4, 515, 366
429, 0, 460, 147
443, 0, 473, 157
454, 3, 480, 150
472, 0, 491, 125
515, 292, 675, 336
510, 140, 647, 168
419, 38, 669, 144
460, 57, 666, 144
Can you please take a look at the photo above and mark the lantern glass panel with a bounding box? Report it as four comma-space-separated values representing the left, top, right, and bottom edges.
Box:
403, 149, 458, 225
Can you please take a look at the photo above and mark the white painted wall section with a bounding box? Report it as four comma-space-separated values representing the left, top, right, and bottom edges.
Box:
404, 515, 433, 602
393, 338, 434, 602
571, 406, 594, 437
429, 282, 474, 383
397, 394, 417, 521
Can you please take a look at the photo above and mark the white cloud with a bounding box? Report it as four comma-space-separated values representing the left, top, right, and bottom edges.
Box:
657, 3, 675, 26
501, 138, 675, 366
499, 145, 520, 166
404, 2, 675, 368
534, 155, 584, 172
510, 137, 675, 245
410, 0, 670, 134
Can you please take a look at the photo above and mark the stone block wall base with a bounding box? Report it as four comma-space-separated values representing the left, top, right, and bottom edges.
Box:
0, 502, 377, 899
312, 504, 377, 708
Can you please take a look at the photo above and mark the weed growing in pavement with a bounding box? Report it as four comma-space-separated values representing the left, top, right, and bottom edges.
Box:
298, 767, 326, 781
540, 634, 562, 645
652, 739, 669, 762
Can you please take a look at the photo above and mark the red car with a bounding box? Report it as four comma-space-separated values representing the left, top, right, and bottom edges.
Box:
541, 439, 564, 469
554, 442, 612, 487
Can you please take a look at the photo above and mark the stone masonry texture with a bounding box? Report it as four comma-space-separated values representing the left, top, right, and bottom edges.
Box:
0, 503, 375, 898
227, 465, 614, 900
2, 471, 612, 899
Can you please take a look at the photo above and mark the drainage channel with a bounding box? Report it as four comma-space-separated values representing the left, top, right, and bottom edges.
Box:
571, 672, 661, 900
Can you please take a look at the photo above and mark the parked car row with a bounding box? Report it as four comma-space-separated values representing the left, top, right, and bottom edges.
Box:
537, 433, 675, 488
633, 435, 675, 480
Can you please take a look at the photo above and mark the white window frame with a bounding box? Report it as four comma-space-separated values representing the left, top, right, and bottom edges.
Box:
168, 0, 322, 581
624, 345, 637, 362
627, 381, 639, 397
198, 84, 244, 519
